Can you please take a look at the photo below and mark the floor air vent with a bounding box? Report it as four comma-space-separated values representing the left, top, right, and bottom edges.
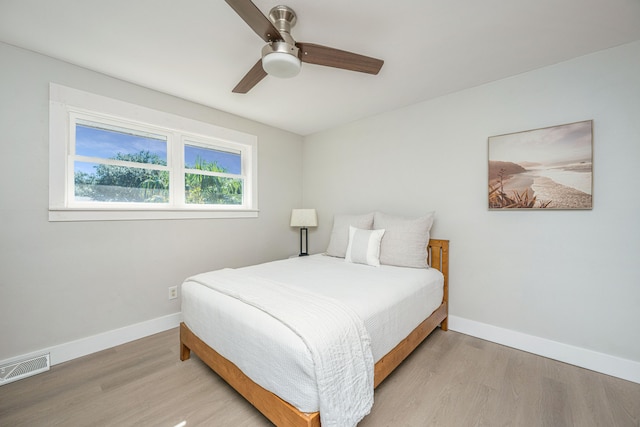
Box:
0, 354, 50, 386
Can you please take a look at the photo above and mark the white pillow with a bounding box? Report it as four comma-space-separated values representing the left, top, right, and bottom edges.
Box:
373, 212, 435, 268
326, 213, 374, 258
345, 226, 385, 267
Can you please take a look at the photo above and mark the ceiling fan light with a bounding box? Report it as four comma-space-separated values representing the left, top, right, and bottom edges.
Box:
262, 52, 301, 78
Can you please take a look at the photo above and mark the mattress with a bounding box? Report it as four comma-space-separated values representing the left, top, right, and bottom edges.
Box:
181, 254, 444, 413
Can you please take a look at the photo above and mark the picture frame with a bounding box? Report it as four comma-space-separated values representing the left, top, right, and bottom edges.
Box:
488, 120, 593, 210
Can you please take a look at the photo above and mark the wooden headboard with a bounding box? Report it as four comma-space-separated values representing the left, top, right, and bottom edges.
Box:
427, 238, 449, 330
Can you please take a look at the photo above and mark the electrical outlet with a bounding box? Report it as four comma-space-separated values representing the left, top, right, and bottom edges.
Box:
168, 286, 178, 300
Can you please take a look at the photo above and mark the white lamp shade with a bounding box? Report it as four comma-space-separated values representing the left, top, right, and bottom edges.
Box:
290, 209, 318, 227
262, 52, 301, 78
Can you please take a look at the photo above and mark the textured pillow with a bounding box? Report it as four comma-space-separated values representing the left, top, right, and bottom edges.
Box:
345, 226, 385, 267
326, 213, 374, 258
373, 212, 435, 268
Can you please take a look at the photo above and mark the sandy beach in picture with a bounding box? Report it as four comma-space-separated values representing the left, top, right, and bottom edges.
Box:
488, 121, 593, 209
497, 168, 592, 209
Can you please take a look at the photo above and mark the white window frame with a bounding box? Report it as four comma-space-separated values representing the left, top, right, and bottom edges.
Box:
49, 83, 258, 221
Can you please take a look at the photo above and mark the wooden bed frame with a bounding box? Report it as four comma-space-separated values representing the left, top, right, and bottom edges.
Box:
180, 239, 449, 427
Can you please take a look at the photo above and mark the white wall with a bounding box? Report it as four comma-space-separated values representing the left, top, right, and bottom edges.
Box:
2, 38, 639, 381
303, 41, 640, 377
0, 42, 304, 362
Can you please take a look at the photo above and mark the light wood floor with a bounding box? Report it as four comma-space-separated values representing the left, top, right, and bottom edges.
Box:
1, 328, 638, 426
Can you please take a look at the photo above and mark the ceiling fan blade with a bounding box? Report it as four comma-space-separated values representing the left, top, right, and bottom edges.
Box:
225, 0, 282, 42
297, 42, 384, 75
232, 59, 267, 93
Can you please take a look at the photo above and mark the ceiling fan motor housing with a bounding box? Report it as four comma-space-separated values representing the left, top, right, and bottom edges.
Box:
261, 5, 300, 78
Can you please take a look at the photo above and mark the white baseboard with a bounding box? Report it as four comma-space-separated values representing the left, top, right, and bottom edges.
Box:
1, 312, 182, 368
5, 313, 638, 385
448, 315, 640, 384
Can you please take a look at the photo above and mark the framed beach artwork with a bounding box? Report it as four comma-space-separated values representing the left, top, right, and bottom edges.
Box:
488, 120, 593, 210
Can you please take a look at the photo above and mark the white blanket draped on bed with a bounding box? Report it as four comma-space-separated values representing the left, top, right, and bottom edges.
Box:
187, 268, 374, 427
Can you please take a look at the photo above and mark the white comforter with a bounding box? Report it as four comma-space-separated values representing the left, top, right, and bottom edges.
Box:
182, 254, 444, 418
186, 268, 374, 427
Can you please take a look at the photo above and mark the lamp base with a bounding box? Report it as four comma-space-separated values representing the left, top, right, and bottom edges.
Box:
299, 227, 309, 256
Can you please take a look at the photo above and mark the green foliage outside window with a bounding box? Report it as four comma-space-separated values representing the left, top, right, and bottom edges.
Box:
75, 151, 242, 205
185, 157, 242, 205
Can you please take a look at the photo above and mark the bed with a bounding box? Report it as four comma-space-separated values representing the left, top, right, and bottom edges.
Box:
180, 213, 448, 426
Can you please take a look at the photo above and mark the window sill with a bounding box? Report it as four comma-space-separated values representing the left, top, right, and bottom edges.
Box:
48, 208, 259, 222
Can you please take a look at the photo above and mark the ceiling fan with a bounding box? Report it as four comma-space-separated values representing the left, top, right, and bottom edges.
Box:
225, 0, 384, 93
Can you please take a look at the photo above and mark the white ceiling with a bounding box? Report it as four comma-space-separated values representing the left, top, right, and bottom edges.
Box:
1, 0, 640, 135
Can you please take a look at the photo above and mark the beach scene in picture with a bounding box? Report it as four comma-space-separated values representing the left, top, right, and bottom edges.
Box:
488, 120, 593, 209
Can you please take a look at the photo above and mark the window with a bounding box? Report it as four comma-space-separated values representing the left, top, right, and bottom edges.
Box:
49, 84, 258, 221
73, 119, 170, 205
183, 140, 243, 206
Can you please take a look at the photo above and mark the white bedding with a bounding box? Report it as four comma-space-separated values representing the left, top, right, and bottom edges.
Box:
185, 268, 374, 427
181, 254, 444, 415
